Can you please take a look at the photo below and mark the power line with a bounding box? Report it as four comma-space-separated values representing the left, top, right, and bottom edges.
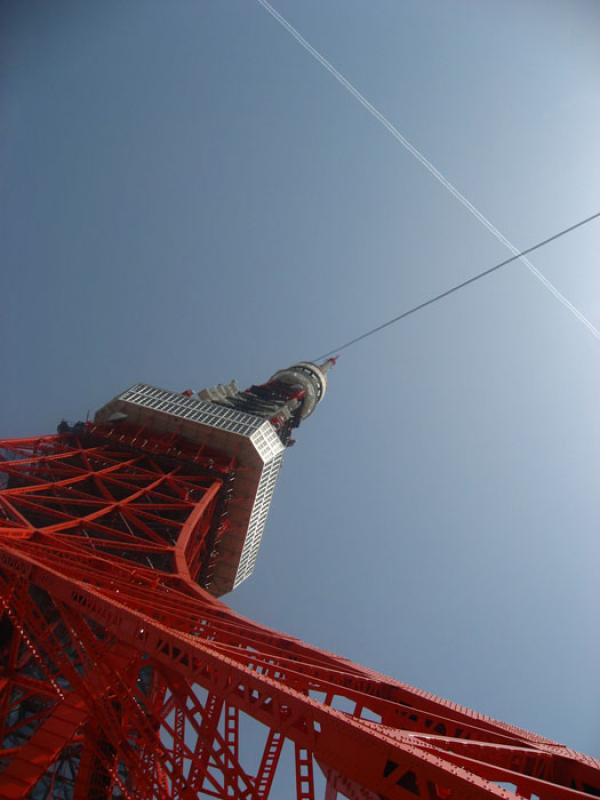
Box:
256, 0, 600, 342
314, 210, 600, 361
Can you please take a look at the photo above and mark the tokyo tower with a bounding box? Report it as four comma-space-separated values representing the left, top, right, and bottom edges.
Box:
0, 359, 598, 799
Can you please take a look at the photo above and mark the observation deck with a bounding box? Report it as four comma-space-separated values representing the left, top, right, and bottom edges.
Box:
94, 359, 333, 595
95, 383, 285, 595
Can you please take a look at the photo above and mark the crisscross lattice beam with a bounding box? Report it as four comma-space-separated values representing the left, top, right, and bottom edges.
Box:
1, 431, 599, 799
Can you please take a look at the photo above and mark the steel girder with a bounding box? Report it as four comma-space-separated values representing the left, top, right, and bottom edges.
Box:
0, 432, 599, 799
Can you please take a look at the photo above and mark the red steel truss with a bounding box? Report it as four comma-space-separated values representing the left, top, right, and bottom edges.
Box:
1, 428, 599, 799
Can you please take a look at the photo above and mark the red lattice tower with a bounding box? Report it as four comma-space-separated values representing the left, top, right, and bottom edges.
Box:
0, 360, 598, 799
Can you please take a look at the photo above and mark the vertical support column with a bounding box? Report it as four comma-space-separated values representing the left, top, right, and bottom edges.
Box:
185, 692, 224, 796
255, 729, 284, 798
324, 778, 338, 800
173, 704, 185, 798
224, 703, 239, 797
295, 745, 315, 800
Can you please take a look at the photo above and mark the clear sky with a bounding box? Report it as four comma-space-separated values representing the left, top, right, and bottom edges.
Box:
2, 0, 600, 767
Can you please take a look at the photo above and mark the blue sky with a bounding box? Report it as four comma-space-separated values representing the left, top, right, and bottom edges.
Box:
2, 0, 600, 762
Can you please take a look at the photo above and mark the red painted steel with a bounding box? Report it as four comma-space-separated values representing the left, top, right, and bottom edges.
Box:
1, 427, 599, 798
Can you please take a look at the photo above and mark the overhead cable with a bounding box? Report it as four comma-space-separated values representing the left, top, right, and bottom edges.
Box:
314, 211, 600, 360
256, 0, 600, 342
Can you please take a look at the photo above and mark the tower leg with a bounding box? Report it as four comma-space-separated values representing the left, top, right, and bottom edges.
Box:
1, 433, 599, 799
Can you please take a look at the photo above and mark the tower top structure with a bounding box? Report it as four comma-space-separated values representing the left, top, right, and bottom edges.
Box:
93, 358, 335, 595
197, 357, 336, 444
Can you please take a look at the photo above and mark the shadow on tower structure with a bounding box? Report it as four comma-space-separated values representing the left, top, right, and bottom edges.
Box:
0, 359, 598, 799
